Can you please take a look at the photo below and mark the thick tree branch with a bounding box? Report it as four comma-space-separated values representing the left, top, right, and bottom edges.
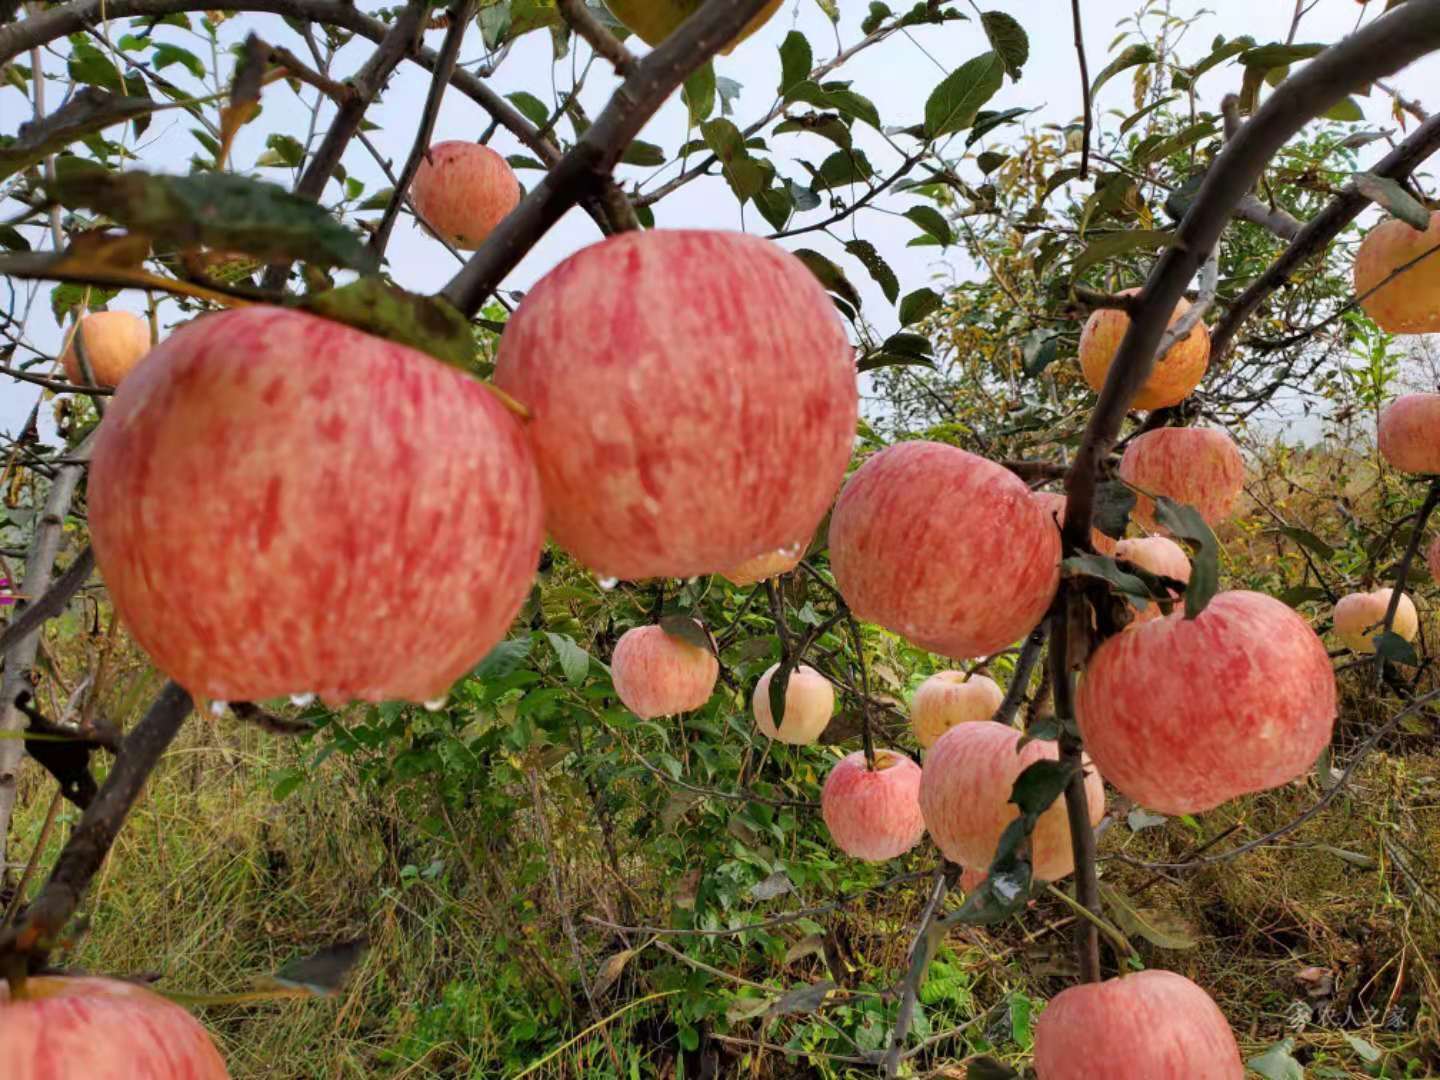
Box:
1051, 603, 1100, 983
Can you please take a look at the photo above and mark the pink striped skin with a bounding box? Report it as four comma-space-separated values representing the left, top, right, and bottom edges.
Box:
820, 750, 925, 861
1076, 591, 1336, 815
1378, 393, 1440, 474
1118, 427, 1244, 532
410, 141, 520, 250
1034, 970, 1244, 1080
610, 624, 718, 719
1, 976, 229, 1079
909, 671, 1003, 749
917, 721, 1104, 883
1113, 536, 1191, 626
830, 442, 1061, 660
493, 230, 857, 581
88, 307, 544, 706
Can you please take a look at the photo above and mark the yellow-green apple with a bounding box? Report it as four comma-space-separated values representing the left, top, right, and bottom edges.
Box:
494, 230, 856, 580
1075, 591, 1335, 814
1078, 289, 1209, 410
1032, 491, 1119, 555
753, 663, 833, 744
720, 538, 807, 586
1332, 587, 1418, 653
1118, 427, 1244, 531
1377, 393, 1440, 474
820, 749, 925, 860
610, 623, 717, 718
1, 975, 229, 1079
409, 141, 520, 250
604, 0, 782, 53
1113, 536, 1191, 624
1033, 969, 1243, 1079
1354, 212, 1440, 333
61, 310, 151, 388
909, 671, 1003, 748
917, 721, 1104, 882
830, 442, 1060, 659
88, 306, 543, 707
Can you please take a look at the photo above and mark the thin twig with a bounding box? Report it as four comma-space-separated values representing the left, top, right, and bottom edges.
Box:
1375, 478, 1440, 687
994, 625, 1046, 727
557, 0, 635, 76
1051, 603, 1100, 983
882, 865, 951, 1076
1070, 0, 1092, 179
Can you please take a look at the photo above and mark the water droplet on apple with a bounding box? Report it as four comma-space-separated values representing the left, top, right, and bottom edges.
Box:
209, 699, 229, 717
289, 693, 316, 707
776, 540, 804, 558
423, 696, 446, 711
597, 576, 619, 590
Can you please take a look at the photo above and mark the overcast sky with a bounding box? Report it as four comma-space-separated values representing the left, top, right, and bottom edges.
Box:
3, 0, 1438, 436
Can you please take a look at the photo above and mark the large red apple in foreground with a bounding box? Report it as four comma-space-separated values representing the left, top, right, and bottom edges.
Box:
1377, 393, 1440, 474
410, 141, 520, 249
917, 721, 1104, 882
494, 230, 857, 580
89, 306, 543, 706
830, 442, 1060, 659
1354, 212, 1440, 334
909, 671, 1003, 748
1034, 970, 1243, 1079
1, 975, 229, 1079
1078, 289, 1210, 410
821, 749, 926, 861
753, 663, 834, 744
1076, 591, 1335, 814
61, 309, 151, 388
1332, 587, 1418, 653
610, 623, 718, 718
1118, 427, 1245, 531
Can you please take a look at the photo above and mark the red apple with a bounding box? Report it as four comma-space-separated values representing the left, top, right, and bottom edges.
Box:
1118, 427, 1245, 531
1113, 536, 1191, 625
610, 623, 718, 718
959, 866, 988, 892
820, 749, 926, 860
1034, 969, 1244, 1079
1332, 587, 1418, 653
409, 141, 520, 250
917, 721, 1104, 882
1075, 590, 1335, 814
1354, 212, 1440, 333
1377, 393, 1440, 474
829, 442, 1061, 659
88, 306, 543, 707
753, 663, 834, 744
1, 975, 229, 1079
1078, 289, 1210, 410
494, 230, 856, 580
61, 310, 151, 388
1032, 491, 1118, 555
909, 671, 1004, 748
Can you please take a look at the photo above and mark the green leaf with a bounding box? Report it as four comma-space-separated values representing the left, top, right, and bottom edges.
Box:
1021, 329, 1060, 377
1278, 584, 1329, 607
1373, 630, 1419, 666
1092, 480, 1136, 541
151, 42, 206, 80
658, 614, 714, 655
683, 62, 716, 126
0, 89, 163, 183
774, 115, 853, 151
271, 767, 305, 801
700, 118, 767, 200
1072, 228, 1173, 279
297, 279, 477, 370
784, 80, 880, 130
50, 282, 119, 321
545, 632, 590, 685
1062, 554, 1152, 611
976, 150, 1008, 175
778, 31, 812, 95
899, 287, 942, 326
1010, 759, 1075, 821
1098, 882, 1197, 949
473, 637, 534, 681
68, 39, 123, 93
980, 11, 1028, 80
860, 2, 890, 34
1152, 497, 1219, 619
1133, 120, 1217, 166
1240, 42, 1325, 71
1355, 172, 1431, 231
768, 661, 793, 732
1186, 35, 1254, 81
844, 239, 898, 303
1090, 43, 1156, 98
924, 51, 1005, 138
793, 248, 861, 308
815, 148, 873, 188
505, 90, 550, 128
1273, 525, 1335, 561
1325, 96, 1364, 122
1247, 1039, 1305, 1080
262, 132, 305, 167
619, 140, 665, 167
966, 1059, 1021, 1080
967, 106, 1033, 147
715, 76, 742, 117
904, 205, 953, 246
753, 184, 793, 232
765, 979, 833, 1019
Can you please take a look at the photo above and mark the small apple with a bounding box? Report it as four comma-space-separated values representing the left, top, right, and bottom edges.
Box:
720, 538, 808, 586
753, 663, 834, 745
1113, 536, 1191, 624
1076, 591, 1336, 814
1332, 587, 1418, 653
610, 623, 718, 718
1377, 393, 1440, 474
1, 974, 229, 1079
604, 0, 783, 53
494, 230, 857, 581
1118, 427, 1245, 531
830, 442, 1061, 659
1033, 969, 1243, 1079
409, 141, 520, 250
1354, 212, 1440, 333
1078, 289, 1210, 410
61, 310, 151, 388
909, 671, 1004, 748
917, 721, 1104, 882
820, 749, 926, 861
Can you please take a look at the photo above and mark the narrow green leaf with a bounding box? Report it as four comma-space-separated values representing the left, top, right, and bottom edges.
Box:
545, 632, 590, 685
1247, 1039, 1304, 1080
904, 204, 953, 245
683, 62, 716, 127
793, 248, 862, 308
1062, 554, 1152, 611
1098, 882, 1197, 950
473, 637, 534, 681
505, 90, 550, 128
899, 287, 942, 326
1152, 496, 1219, 619
659, 614, 714, 655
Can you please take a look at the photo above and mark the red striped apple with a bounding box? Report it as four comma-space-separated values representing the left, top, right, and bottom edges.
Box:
1113, 536, 1191, 625
820, 749, 925, 860
1078, 289, 1209, 410
917, 721, 1104, 882
88, 306, 544, 707
1, 975, 229, 1079
1354, 212, 1440, 333
909, 671, 1003, 748
830, 442, 1060, 659
61, 310, 151, 388
610, 623, 718, 718
1332, 588, 1418, 653
1118, 427, 1244, 531
494, 230, 857, 580
409, 141, 520, 250
753, 663, 833, 744
1378, 393, 1440, 474
1034, 970, 1243, 1079
1032, 491, 1118, 555
1076, 591, 1336, 814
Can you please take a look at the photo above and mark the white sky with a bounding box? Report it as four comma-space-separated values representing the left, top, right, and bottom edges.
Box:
3, 0, 1438, 436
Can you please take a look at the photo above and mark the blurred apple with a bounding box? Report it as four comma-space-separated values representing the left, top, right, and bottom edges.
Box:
1354, 212, 1440, 333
